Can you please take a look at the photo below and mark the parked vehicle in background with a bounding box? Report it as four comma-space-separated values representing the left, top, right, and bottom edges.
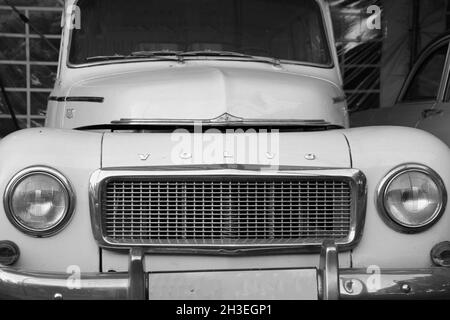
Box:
0, 0, 450, 300
351, 33, 450, 146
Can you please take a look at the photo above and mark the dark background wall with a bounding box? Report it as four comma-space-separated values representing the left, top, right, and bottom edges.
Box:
0, 0, 62, 136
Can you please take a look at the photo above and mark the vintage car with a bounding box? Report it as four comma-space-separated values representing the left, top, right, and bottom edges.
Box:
1, 0, 450, 300
351, 33, 450, 146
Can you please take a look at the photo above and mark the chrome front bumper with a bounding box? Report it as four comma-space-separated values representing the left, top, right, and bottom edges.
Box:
1, 242, 450, 300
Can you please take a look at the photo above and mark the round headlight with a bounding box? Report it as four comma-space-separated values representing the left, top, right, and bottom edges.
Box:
377, 164, 446, 233
4, 167, 75, 237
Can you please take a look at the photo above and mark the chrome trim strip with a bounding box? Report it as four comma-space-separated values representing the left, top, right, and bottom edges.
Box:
89, 166, 366, 254
3, 166, 76, 238
110, 117, 332, 128
48, 96, 104, 103
376, 163, 447, 234
318, 240, 339, 300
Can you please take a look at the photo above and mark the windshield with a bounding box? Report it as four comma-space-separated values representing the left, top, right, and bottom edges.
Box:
69, 0, 331, 66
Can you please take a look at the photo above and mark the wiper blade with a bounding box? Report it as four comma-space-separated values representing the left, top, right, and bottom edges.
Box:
130, 50, 185, 63
86, 55, 128, 62
85, 53, 179, 62
131, 50, 182, 56
180, 50, 253, 58
131, 50, 281, 66
131, 50, 250, 58
87, 50, 282, 66
130, 50, 253, 64
180, 50, 281, 66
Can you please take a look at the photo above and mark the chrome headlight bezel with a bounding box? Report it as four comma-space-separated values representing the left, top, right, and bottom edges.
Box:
376, 164, 447, 233
3, 166, 75, 237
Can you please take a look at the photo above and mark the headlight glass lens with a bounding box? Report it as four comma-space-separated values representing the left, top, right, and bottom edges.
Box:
383, 169, 444, 229
7, 171, 71, 233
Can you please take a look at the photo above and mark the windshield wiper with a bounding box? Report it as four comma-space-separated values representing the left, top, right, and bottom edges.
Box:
131, 50, 182, 56
129, 50, 282, 67
179, 50, 282, 67
87, 51, 185, 63
87, 50, 283, 66
85, 53, 180, 63
130, 50, 186, 63
181, 50, 252, 58
131, 50, 251, 58
86, 50, 281, 67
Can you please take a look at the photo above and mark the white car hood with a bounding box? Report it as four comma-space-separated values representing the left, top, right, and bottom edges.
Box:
59, 65, 347, 128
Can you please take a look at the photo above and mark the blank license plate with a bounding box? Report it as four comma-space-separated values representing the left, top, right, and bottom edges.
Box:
148, 268, 318, 300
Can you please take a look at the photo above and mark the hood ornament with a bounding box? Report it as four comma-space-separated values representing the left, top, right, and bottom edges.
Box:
210, 113, 243, 123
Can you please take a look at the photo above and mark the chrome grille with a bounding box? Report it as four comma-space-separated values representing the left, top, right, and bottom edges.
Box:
101, 176, 353, 245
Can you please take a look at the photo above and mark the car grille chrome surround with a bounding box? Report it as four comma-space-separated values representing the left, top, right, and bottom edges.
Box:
89, 165, 366, 254
105, 179, 351, 242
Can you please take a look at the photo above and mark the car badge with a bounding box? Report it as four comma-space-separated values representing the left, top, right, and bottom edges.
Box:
65, 108, 75, 119
266, 152, 275, 159
180, 152, 192, 159
138, 153, 150, 161
223, 151, 233, 159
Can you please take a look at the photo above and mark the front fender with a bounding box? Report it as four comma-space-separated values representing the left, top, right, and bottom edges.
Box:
0, 128, 103, 272
343, 126, 450, 268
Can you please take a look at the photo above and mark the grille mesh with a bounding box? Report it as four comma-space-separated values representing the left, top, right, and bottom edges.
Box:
102, 177, 353, 245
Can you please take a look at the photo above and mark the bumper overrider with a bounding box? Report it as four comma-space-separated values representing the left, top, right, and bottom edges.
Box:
1, 242, 450, 300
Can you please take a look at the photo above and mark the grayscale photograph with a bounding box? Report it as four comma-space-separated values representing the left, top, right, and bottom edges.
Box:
0, 0, 449, 311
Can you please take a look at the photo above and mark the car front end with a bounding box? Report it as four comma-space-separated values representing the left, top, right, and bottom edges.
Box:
1, 0, 450, 300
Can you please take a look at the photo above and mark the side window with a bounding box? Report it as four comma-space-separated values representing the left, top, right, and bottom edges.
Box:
403, 44, 448, 102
